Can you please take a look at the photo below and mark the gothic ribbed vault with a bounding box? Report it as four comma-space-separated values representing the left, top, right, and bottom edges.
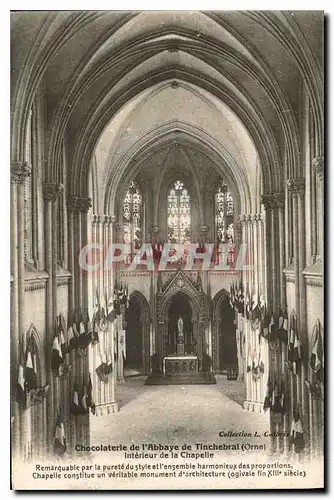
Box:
10, 11, 324, 475
11, 10, 324, 197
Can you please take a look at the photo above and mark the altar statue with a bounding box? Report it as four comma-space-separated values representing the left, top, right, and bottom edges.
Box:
177, 316, 184, 335
177, 316, 184, 355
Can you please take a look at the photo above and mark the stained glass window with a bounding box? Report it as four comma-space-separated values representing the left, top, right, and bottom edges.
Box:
215, 180, 234, 244
123, 181, 142, 250
167, 180, 191, 244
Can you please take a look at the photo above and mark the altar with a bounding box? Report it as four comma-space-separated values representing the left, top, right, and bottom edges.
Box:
163, 356, 198, 375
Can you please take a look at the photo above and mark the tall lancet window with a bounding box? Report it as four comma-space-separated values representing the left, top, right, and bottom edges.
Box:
167, 180, 191, 244
215, 180, 234, 244
123, 181, 142, 251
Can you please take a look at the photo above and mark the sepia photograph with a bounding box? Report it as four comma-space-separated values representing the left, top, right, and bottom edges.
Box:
10, 9, 324, 490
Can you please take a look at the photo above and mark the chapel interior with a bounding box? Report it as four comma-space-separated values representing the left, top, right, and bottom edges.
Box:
10, 10, 324, 463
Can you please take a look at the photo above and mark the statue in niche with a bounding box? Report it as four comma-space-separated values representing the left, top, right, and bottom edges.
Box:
177, 316, 184, 335
177, 316, 184, 355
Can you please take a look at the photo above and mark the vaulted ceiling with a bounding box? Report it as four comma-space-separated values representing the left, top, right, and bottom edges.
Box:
11, 10, 324, 212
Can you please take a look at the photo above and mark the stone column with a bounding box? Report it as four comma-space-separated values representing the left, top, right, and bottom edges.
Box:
75, 207, 83, 311
67, 198, 77, 315
11, 162, 31, 460
252, 215, 259, 291
261, 197, 273, 309
43, 182, 64, 454
262, 194, 288, 450
150, 225, 160, 369
77, 197, 92, 446
211, 319, 219, 373
238, 214, 250, 409
237, 214, 247, 290
261, 193, 285, 314
103, 216, 109, 293
273, 194, 286, 307
243, 318, 251, 411
246, 215, 253, 288
254, 213, 267, 413
77, 198, 92, 310
66, 196, 92, 449
287, 178, 309, 453
157, 319, 164, 372
98, 216, 105, 294
256, 214, 264, 298
261, 194, 280, 450
89, 214, 113, 415
236, 313, 244, 381
90, 214, 97, 314
105, 320, 118, 415
312, 157, 324, 260
107, 215, 113, 294
273, 193, 289, 455
67, 196, 78, 452
117, 310, 125, 383
247, 214, 255, 411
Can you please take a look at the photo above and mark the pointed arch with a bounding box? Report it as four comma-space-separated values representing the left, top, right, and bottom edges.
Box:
128, 290, 151, 374
25, 323, 46, 387
105, 122, 249, 215
211, 288, 232, 372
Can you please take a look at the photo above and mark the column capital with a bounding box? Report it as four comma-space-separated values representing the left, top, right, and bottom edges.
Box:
261, 193, 285, 210
261, 192, 284, 209
254, 213, 263, 224
312, 156, 324, 180
241, 213, 260, 224
111, 214, 116, 226
273, 193, 285, 208
67, 196, 92, 212
286, 178, 305, 196
11, 161, 31, 184
43, 182, 63, 201
92, 214, 101, 224
67, 195, 79, 211
238, 214, 247, 225
103, 215, 113, 225
246, 214, 254, 224
77, 196, 92, 213
261, 193, 275, 210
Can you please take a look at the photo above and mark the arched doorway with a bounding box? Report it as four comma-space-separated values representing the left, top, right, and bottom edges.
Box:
125, 291, 151, 374
125, 298, 142, 372
212, 289, 237, 373
219, 296, 237, 372
165, 292, 195, 356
